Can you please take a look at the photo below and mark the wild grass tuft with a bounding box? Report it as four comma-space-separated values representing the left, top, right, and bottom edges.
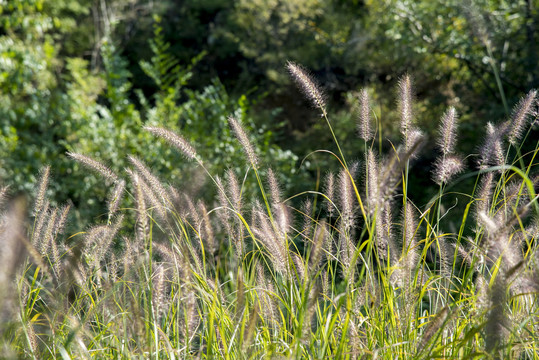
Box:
1, 66, 538, 359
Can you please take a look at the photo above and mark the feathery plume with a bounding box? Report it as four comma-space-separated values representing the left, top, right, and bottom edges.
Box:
254, 209, 289, 276
478, 122, 505, 169
144, 126, 197, 160
197, 201, 216, 255
417, 306, 450, 352
433, 155, 464, 185
407, 127, 424, 155
508, 89, 537, 145
228, 116, 259, 169
338, 169, 355, 233
324, 172, 335, 218
402, 204, 419, 286
32, 200, 49, 246
475, 172, 494, 222
485, 276, 509, 355
398, 74, 414, 141
366, 149, 379, 212
54, 203, 71, 238
287, 61, 327, 115
301, 199, 313, 241
438, 107, 458, 156
128, 171, 148, 243
108, 179, 125, 215
226, 169, 242, 211
127, 168, 167, 224
67, 152, 118, 182
357, 88, 373, 141
153, 263, 168, 322
292, 252, 305, 282
41, 208, 58, 257
215, 176, 233, 239
129, 156, 170, 206
267, 168, 282, 204
34, 165, 50, 215
309, 221, 327, 272
267, 169, 291, 236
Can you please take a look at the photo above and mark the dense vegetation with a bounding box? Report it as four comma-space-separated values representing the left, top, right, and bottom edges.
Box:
1, 0, 538, 358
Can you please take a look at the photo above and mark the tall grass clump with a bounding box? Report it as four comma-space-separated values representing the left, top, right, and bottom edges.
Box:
0, 66, 538, 359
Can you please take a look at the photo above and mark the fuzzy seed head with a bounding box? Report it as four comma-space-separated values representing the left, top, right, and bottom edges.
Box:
406, 127, 424, 156
34, 166, 50, 215
433, 155, 464, 185
338, 169, 355, 233
475, 172, 494, 221
357, 88, 373, 141
226, 169, 242, 212
478, 122, 505, 169
287, 61, 326, 115
508, 90, 537, 145
267, 168, 281, 205
67, 153, 118, 182
108, 180, 125, 215
144, 126, 197, 160
128, 156, 170, 206
228, 116, 259, 168
324, 172, 335, 218
438, 106, 458, 156
398, 74, 414, 137
366, 149, 379, 212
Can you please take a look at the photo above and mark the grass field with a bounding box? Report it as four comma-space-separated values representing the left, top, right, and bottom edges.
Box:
0, 65, 538, 359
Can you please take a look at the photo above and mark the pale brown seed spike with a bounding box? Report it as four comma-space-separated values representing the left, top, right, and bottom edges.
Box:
508, 89, 537, 145
32, 200, 49, 246
309, 221, 327, 272
34, 165, 50, 215
197, 201, 216, 255
402, 204, 419, 285
366, 149, 379, 213
153, 263, 168, 323
407, 127, 424, 156
128, 156, 170, 206
144, 126, 197, 160
338, 169, 355, 233
324, 172, 335, 218
292, 253, 305, 283
357, 88, 373, 141
478, 122, 505, 169
41, 208, 58, 257
226, 169, 242, 212
438, 106, 458, 156
398, 74, 414, 141
227, 116, 259, 169
215, 176, 233, 242
417, 306, 450, 353
301, 199, 313, 241
67, 152, 118, 182
286, 61, 327, 116
267, 168, 282, 205
107, 179, 125, 216
255, 210, 289, 276
127, 170, 148, 243
433, 155, 464, 185
54, 202, 71, 238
